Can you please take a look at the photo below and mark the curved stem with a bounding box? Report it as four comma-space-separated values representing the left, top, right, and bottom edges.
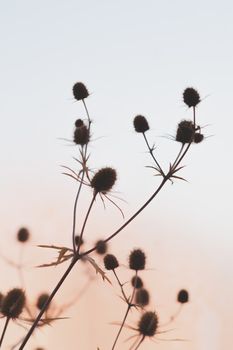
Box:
0, 317, 10, 348
142, 133, 165, 177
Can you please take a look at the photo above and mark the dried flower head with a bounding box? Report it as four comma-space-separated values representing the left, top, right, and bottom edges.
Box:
177, 289, 189, 303
91, 167, 117, 194
176, 120, 195, 144
17, 227, 30, 243
129, 249, 146, 271
72, 82, 89, 101
75, 235, 84, 246
133, 115, 149, 133
96, 240, 108, 255
138, 311, 158, 337
75, 119, 84, 128
36, 293, 50, 310
194, 133, 204, 144
103, 254, 119, 270
131, 276, 143, 289
1, 288, 25, 318
135, 288, 150, 307
73, 125, 90, 146
183, 87, 200, 107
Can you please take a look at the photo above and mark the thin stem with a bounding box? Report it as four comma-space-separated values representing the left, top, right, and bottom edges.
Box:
111, 272, 138, 349
113, 270, 128, 303
193, 106, 196, 128
77, 194, 96, 254
134, 336, 145, 350
142, 133, 165, 177
18, 258, 77, 349
82, 99, 91, 122
171, 144, 184, 170
0, 317, 10, 348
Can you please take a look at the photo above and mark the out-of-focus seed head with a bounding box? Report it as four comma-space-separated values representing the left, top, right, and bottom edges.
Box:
91, 167, 117, 194
135, 288, 150, 307
72, 82, 89, 101
96, 240, 108, 255
73, 125, 90, 146
36, 293, 50, 310
1, 288, 25, 318
194, 133, 204, 144
183, 87, 200, 107
0, 292, 3, 309
177, 289, 189, 304
138, 311, 158, 337
176, 120, 195, 144
131, 276, 143, 289
129, 249, 146, 271
17, 227, 30, 243
75, 119, 84, 128
133, 115, 150, 133
75, 235, 84, 246
103, 254, 119, 270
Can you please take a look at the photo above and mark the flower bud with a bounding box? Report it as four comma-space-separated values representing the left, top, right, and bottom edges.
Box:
17, 227, 30, 243
135, 288, 150, 306
1, 288, 25, 318
183, 87, 200, 107
177, 289, 189, 303
131, 276, 143, 289
91, 167, 117, 194
133, 115, 149, 133
73, 82, 89, 101
96, 240, 108, 255
129, 249, 146, 271
104, 254, 119, 270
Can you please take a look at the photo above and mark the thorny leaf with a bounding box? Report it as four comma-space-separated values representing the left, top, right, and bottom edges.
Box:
37, 245, 73, 267
84, 256, 112, 284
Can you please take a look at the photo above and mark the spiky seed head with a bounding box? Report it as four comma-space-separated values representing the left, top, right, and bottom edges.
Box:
103, 254, 119, 270
17, 227, 30, 243
131, 276, 143, 289
138, 311, 158, 337
91, 167, 117, 194
135, 288, 150, 306
177, 289, 189, 303
129, 249, 146, 271
1, 288, 25, 318
73, 125, 90, 146
176, 120, 195, 144
75, 235, 84, 246
72, 82, 89, 101
194, 133, 204, 144
183, 87, 200, 107
36, 293, 50, 310
75, 119, 84, 128
133, 115, 149, 133
96, 240, 108, 255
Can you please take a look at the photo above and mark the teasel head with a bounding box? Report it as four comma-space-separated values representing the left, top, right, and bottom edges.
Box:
131, 275, 143, 289
1, 288, 25, 319
103, 254, 119, 270
73, 124, 90, 146
133, 115, 150, 133
96, 239, 108, 255
36, 293, 50, 311
176, 120, 195, 144
177, 289, 189, 304
17, 227, 30, 243
129, 249, 146, 271
135, 288, 150, 307
138, 311, 159, 337
183, 87, 200, 108
72, 82, 89, 101
91, 167, 117, 195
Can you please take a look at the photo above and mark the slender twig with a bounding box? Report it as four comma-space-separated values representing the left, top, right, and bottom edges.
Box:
113, 269, 128, 303
134, 335, 145, 350
111, 272, 138, 349
142, 132, 165, 177
0, 317, 10, 348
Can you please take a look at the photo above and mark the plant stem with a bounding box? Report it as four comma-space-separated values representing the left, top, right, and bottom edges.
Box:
142, 132, 165, 177
113, 270, 128, 303
0, 317, 10, 348
134, 336, 145, 350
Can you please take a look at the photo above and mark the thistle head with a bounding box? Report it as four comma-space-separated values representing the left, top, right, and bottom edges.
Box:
183, 87, 200, 107
194, 132, 204, 144
133, 115, 149, 133
103, 254, 119, 270
72, 82, 89, 101
1, 288, 25, 318
129, 249, 146, 271
138, 311, 158, 337
131, 276, 143, 289
176, 120, 195, 144
91, 167, 117, 194
135, 288, 150, 307
36, 293, 50, 310
177, 289, 189, 303
17, 227, 30, 243
73, 125, 90, 146
95, 240, 108, 255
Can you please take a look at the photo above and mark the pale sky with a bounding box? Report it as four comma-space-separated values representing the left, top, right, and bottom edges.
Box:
0, 1, 232, 349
